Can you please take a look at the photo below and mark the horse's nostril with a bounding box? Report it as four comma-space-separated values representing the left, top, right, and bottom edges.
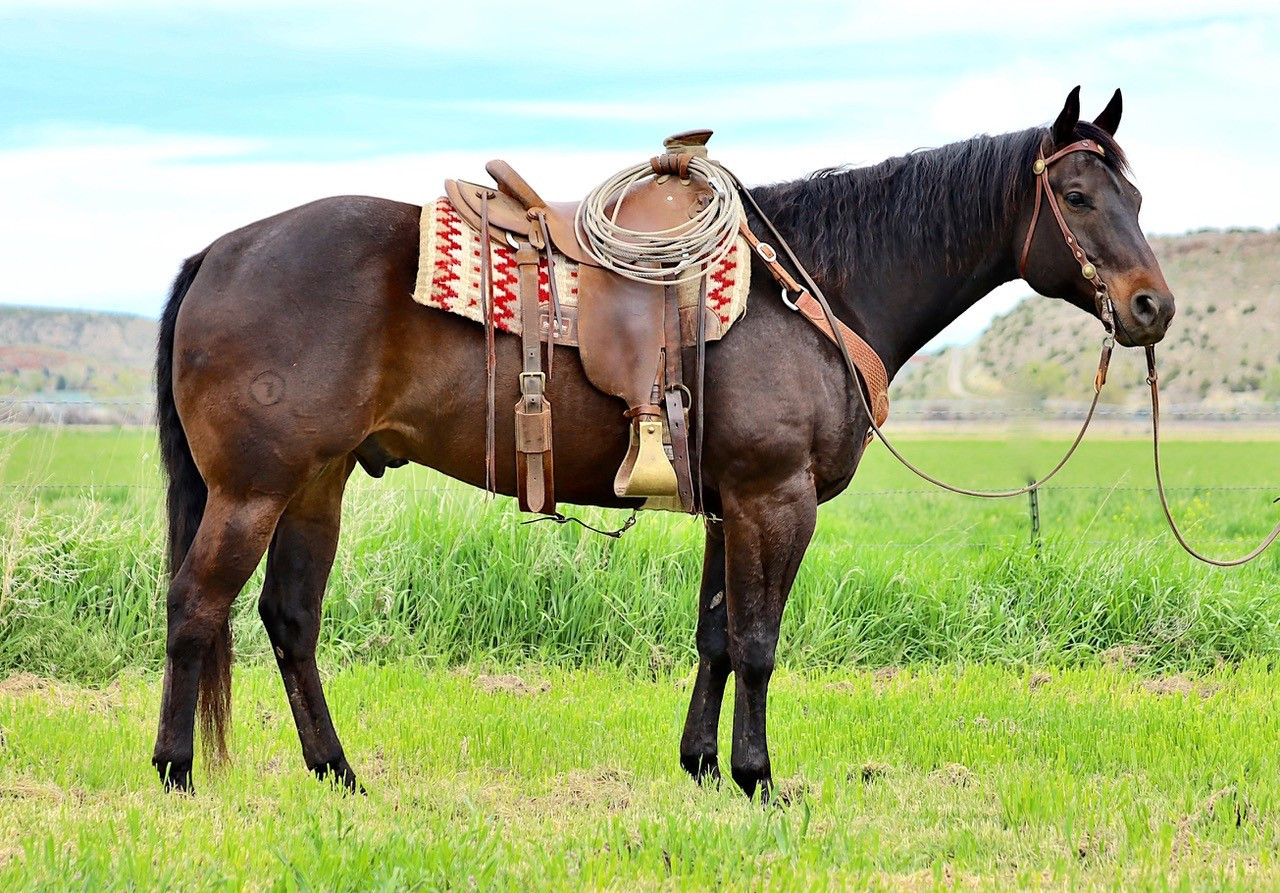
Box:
1132, 293, 1159, 326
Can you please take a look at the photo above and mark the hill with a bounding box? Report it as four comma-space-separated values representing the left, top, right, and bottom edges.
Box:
0, 306, 156, 399
895, 230, 1280, 407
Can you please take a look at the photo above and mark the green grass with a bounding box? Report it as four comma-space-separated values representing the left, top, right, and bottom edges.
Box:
4, 663, 1280, 890
4, 426, 1280, 889
2, 427, 1280, 681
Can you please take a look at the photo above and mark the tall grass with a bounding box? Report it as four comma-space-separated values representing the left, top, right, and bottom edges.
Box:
2, 425, 1279, 680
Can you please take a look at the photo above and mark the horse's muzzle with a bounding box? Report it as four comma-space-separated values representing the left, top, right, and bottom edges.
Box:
1117, 290, 1175, 346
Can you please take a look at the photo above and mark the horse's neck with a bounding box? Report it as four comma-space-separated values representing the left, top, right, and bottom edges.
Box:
813, 236, 1018, 380
866, 251, 1017, 378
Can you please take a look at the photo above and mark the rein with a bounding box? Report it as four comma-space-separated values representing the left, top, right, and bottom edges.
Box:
1144, 347, 1280, 566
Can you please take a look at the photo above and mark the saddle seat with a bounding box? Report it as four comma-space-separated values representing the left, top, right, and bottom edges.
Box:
445, 171, 597, 266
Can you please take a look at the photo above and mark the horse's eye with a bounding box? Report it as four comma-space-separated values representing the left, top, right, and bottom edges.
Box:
1066, 191, 1088, 208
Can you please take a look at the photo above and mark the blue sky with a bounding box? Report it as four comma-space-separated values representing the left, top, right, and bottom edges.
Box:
2, 1, 1277, 346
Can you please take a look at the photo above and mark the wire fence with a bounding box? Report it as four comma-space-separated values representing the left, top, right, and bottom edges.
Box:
6, 397, 1280, 426
5, 397, 1279, 553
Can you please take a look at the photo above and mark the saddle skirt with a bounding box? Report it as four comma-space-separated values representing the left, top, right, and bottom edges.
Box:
412, 198, 751, 346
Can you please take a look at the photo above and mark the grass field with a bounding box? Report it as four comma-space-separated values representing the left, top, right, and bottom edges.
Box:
3, 425, 1280, 889
5, 663, 1280, 890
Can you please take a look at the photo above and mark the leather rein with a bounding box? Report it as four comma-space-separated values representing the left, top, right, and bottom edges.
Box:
743, 140, 1280, 566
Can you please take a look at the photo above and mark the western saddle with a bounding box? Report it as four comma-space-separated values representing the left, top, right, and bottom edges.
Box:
442, 129, 891, 518
445, 129, 727, 516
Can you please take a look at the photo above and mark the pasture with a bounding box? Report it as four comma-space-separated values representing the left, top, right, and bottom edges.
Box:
3, 425, 1280, 889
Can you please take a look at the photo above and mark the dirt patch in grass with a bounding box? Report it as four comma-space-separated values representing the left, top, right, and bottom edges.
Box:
539, 767, 633, 813
1028, 672, 1052, 691
0, 673, 51, 697
0, 775, 71, 803
775, 774, 819, 806
1142, 676, 1196, 697
828, 667, 901, 696
0, 673, 118, 712
931, 763, 975, 788
879, 863, 981, 891
1100, 645, 1148, 669
854, 761, 892, 784
473, 674, 550, 696
872, 666, 900, 688
1171, 785, 1256, 865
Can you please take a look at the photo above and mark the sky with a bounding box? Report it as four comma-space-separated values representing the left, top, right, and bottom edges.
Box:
2, 0, 1277, 349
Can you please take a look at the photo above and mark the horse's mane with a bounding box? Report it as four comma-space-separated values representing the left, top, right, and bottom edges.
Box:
751, 122, 1129, 288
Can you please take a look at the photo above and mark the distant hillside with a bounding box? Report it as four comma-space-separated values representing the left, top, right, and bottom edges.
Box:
0, 306, 156, 399
896, 230, 1280, 407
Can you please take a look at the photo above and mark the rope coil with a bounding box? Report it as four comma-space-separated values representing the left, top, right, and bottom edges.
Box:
576, 156, 742, 284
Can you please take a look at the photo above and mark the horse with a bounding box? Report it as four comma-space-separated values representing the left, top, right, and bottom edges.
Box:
151, 87, 1174, 799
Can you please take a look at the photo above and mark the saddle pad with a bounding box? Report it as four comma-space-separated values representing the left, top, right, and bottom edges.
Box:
412, 198, 750, 342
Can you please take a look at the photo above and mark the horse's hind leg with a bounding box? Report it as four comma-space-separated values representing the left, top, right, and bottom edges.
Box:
680, 519, 730, 783
257, 458, 358, 790
153, 490, 287, 791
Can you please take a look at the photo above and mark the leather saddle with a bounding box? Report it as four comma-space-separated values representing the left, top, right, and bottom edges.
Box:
444, 130, 721, 516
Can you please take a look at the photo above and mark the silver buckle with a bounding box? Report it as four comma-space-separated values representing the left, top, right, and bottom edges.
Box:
755, 242, 778, 263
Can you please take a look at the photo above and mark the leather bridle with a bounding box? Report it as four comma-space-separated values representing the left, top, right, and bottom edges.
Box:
1018, 138, 1118, 341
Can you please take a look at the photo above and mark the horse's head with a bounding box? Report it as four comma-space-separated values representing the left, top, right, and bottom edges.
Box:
1016, 87, 1175, 347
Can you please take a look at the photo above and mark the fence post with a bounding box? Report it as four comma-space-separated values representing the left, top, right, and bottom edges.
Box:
1027, 481, 1042, 548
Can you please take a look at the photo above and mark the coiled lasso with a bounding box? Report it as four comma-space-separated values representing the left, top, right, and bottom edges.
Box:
575, 156, 743, 284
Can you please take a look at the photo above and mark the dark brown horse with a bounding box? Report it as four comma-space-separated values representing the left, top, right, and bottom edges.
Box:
152, 87, 1173, 798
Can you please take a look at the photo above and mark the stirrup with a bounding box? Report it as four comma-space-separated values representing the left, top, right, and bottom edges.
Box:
614, 415, 679, 499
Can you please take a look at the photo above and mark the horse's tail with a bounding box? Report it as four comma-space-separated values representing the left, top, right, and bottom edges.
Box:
156, 247, 230, 764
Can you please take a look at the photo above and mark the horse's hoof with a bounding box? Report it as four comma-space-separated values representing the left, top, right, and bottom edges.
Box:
731, 765, 772, 802
313, 759, 360, 793
154, 758, 194, 794
680, 753, 721, 785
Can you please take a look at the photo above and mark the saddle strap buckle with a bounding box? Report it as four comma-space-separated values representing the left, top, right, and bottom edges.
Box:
519, 371, 546, 396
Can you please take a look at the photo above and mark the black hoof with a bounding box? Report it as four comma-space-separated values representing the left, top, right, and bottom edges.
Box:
313, 759, 361, 793
681, 753, 722, 785
731, 765, 772, 802
154, 758, 194, 794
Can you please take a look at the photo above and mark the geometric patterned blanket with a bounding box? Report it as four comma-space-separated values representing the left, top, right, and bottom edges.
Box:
411, 198, 752, 341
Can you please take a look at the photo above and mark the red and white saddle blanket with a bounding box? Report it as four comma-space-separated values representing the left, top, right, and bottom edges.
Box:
411, 198, 751, 342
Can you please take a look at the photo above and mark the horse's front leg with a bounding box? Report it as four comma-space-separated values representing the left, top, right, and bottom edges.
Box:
680, 518, 729, 783
722, 474, 817, 801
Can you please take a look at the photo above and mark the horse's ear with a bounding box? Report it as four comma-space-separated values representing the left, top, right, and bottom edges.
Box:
1052, 86, 1082, 146
1093, 88, 1123, 136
